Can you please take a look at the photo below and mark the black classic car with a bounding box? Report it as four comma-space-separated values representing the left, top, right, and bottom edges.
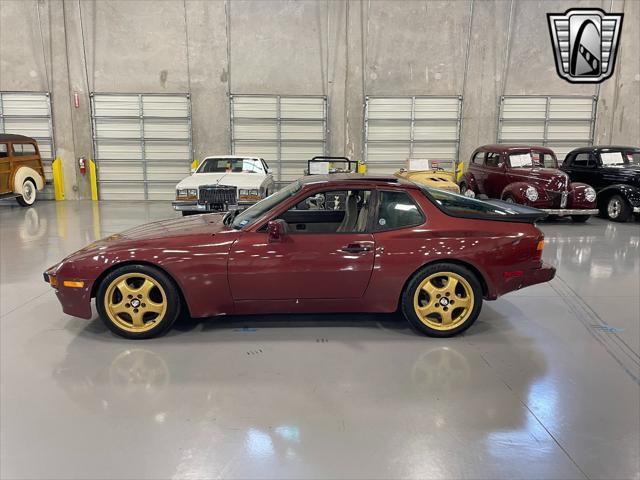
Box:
561, 146, 640, 222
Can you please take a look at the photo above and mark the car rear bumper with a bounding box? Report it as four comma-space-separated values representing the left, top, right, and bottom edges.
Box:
541, 208, 598, 216
495, 262, 556, 298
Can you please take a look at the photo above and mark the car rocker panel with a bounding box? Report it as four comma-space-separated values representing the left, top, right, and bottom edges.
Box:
172, 156, 274, 214
460, 145, 598, 219
561, 146, 640, 221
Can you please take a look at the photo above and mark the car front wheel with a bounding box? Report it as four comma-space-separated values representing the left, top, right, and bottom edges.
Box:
571, 215, 590, 223
459, 183, 475, 198
16, 179, 37, 206
401, 263, 483, 337
605, 195, 631, 222
96, 264, 181, 339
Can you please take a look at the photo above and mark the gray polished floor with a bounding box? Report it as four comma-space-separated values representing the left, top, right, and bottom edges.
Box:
1, 201, 638, 480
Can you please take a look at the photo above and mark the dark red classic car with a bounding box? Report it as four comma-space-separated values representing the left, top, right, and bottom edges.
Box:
45, 175, 555, 339
459, 145, 599, 222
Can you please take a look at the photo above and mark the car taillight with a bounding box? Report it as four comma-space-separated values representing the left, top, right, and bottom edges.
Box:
534, 238, 544, 261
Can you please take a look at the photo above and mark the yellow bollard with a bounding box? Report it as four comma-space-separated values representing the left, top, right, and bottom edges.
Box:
52, 158, 65, 200
89, 160, 98, 201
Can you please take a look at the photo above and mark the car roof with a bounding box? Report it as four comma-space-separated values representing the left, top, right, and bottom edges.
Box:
479, 144, 556, 155
202, 155, 262, 160
298, 173, 414, 188
567, 145, 640, 154
0, 133, 36, 142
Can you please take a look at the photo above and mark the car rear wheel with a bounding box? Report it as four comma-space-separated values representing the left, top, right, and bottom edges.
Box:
401, 263, 483, 337
96, 264, 181, 339
605, 195, 631, 222
16, 179, 37, 206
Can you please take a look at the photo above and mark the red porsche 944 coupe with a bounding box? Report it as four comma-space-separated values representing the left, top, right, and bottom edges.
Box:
45, 175, 555, 339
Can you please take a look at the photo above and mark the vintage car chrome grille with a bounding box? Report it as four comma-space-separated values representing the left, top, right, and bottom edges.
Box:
198, 185, 237, 206
546, 190, 569, 208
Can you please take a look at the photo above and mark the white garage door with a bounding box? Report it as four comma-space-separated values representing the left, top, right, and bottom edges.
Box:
91, 93, 192, 200
364, 96, 462, 174
0, 92, 55, 199
231, 95, 327, 186
498, 96, 596, 159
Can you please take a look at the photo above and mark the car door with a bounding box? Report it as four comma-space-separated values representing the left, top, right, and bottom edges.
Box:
0, 143, 10, 194
227, 188, 375, 300
484, 152, 507, 198
565, 152, 598, 188
468, 150, 487, 194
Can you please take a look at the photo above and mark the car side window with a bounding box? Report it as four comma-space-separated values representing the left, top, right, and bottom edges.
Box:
0, 144, 8, 158
375, 190, 424, 232
12, 143, 36, 156
485, 153, 502, 168
572, 153, 592, 167
472, 151, 484, 164
278, 189, 372, 234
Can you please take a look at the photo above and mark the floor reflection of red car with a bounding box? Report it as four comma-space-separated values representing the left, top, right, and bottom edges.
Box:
459, 144, 599, 222
45, 175, 555, 339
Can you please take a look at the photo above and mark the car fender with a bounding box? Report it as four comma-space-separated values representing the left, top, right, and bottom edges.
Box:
597, 183, 640, 207
460, 172, 478, 192
568, 182, 597, 208
13, 166, 44, 192
501, 182, 537, 202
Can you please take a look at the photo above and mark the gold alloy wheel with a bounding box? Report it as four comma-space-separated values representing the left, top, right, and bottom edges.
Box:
103, 273, 167, 333
413, 272, 474, 331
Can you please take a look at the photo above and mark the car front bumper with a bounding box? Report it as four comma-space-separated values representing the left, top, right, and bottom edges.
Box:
540, 208, 599, 216
172, 200, 255, 212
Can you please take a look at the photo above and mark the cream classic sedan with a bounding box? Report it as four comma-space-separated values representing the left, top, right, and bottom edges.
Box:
172, 156, 276, 216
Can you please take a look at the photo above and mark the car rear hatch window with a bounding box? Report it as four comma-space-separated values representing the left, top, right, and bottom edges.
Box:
417, 185, 546, 223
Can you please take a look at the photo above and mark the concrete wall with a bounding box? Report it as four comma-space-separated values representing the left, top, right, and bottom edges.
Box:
1, 0, 638, 199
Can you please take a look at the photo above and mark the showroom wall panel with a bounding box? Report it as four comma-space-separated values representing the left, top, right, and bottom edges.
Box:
364, 96, 462, 174
91, 93, 192, 200
1, 0, 638, 199
0, 92, 55, 199
231, 95, 327, 185
498, 96, 597, 159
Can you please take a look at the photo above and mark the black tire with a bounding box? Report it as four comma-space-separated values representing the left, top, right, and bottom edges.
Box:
181, 211, 198, 217
571, 215, 590, 223
16, 179, 37, 206
401, 262, 483, 337
605, 194, 631, 222
96, 264, 181, 339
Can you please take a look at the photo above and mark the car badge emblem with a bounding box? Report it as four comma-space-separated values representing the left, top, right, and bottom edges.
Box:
560, 191, 568, 208
547, 8, 623, 84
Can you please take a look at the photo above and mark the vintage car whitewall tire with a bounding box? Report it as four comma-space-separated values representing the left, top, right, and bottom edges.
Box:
605, 195, 632, 222
96, 264, 181, 339
401, 262, 483, 337
16, 179, 37, 207
459, 183, 475, 198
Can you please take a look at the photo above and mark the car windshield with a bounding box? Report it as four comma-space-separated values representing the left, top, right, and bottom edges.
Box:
601, 150, 640, 166
509, 151, 557, 168
230, 181, 302, 230
198, 158, 264, 174
418, 185, 522, 219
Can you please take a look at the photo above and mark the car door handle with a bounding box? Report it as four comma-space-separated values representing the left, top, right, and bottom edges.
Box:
341, 243, 372, 253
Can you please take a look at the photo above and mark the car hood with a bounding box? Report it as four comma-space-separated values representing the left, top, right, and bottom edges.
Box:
508, 167, 569, 189
176, 172, 266, 189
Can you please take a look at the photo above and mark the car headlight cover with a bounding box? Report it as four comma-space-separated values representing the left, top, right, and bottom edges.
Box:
239, 189, 260, 197
585, 187, 596, 203
188, 189, 198, 197
525, 186, 539, 202
177, 188, 188, 197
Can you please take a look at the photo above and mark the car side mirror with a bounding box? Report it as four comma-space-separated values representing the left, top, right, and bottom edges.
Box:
267, 219, 288, 243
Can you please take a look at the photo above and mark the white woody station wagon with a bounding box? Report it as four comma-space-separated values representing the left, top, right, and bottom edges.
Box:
172, 156, 276, 216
